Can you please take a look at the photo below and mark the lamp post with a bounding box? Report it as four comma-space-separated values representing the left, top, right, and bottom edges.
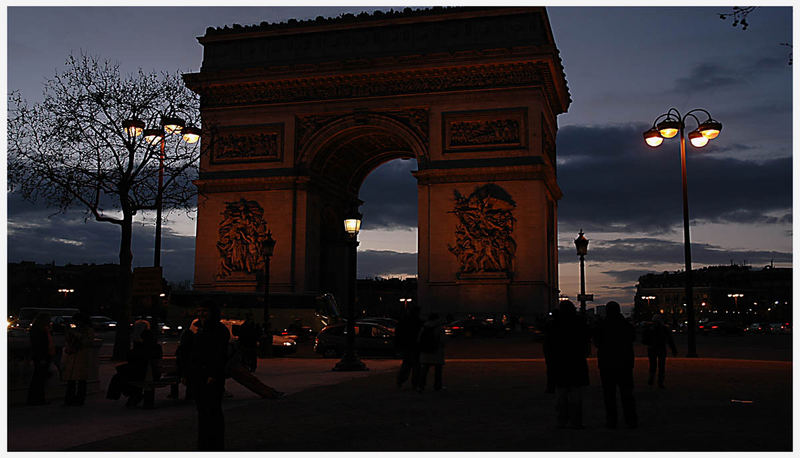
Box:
728, 293, 743, 322
334, 207, 367, 371
641, 295, 656, 317
260, 231, 276, 357
124, 116, 201, 268
574, 229, 589, 314
643, 108, 723, 357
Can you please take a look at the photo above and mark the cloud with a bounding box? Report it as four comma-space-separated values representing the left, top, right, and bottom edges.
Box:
558, 237, 791, 267
556, 124, 791, 233
359, 159, 418, 230
356, 249, 417, 278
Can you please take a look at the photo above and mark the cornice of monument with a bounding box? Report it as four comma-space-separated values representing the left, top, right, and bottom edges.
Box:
184, 57, 569, 115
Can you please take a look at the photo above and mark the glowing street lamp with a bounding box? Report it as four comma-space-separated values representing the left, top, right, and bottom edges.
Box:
643, 108, 723, 358
334, 207, 367, 372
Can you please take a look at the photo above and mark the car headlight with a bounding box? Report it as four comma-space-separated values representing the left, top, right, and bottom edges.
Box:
283, 341, 295, 346
108, 323, 116, 327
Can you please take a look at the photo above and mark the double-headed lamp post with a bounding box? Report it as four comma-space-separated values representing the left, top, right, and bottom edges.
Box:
123, 116, 201, 268
643, 108, 723, 357
334, 208, 367, 371
574, 229, 589, 314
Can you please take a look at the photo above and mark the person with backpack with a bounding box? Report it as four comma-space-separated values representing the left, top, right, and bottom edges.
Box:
417, 312, 446, 392
545, 300, 590, 429
593, 301, 637, 429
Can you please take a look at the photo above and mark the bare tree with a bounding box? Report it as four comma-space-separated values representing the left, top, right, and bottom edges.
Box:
8, 54, 202, 359
719, 6, 757, 30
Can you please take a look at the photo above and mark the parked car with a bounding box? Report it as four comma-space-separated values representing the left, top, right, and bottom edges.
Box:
444, 318, 501, 337
313, 321, 396, 358
89, 315, 117, 331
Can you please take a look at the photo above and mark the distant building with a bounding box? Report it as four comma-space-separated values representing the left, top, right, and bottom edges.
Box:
8, 261, 120, 316
633, 264, 791, 324
356, 277, 418, 319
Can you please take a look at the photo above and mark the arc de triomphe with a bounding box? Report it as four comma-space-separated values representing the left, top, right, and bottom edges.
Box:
184, 7, 570, 319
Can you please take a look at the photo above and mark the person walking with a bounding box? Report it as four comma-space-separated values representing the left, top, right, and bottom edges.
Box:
642, 314, 678, 388
593, 301, 637, 429
62, 312, 95, 406
417, 312, 446, 392
187, 302, 231, 451
27, 312, 55, 405
545, 300, 590, 429
395, 304, 423, 390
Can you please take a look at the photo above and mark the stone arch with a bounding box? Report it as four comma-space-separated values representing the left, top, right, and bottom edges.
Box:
299, 112, 427, 194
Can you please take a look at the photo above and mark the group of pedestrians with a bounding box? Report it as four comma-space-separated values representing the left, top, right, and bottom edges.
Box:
395, 305, 447, 392
26, 311, 95, 407
544, 299, 678, 429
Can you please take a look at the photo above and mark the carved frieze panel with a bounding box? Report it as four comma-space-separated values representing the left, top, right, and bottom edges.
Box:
210, 124, 284, 164
448, 183, 517, 275
216, 199, 270, 278
443, 108, 527, 153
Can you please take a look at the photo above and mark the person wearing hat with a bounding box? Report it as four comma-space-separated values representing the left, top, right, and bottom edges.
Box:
641, 313, 678, 388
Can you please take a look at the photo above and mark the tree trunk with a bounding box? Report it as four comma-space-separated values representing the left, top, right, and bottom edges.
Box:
111, 212, 134, 360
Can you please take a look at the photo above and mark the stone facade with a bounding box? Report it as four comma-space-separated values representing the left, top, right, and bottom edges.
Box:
185, 7, 570, 319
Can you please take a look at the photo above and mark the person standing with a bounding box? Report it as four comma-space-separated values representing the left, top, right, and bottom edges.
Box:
236, 314, 260, 373
188, 302, 231, 451
642, 314, 678, 388
417, 312, 446, 392
27, 313, 55, 405
62, 312, 95, 406
395, 305, 423, 390
593, 301, 637, 429
545, 300, 590, 429
125, 329, 163, 408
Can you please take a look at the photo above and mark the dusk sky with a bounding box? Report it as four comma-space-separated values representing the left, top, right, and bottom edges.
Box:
5, 5, 794, 309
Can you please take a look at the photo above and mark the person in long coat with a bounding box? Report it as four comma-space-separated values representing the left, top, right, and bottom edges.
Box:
27, 312, 55, 405
544, 300, 590, 429
417, 312, 446, 392
593, 301, 637, 428
188, 302, 231, 451
62, 312, 95, 406
395, 305, 423, 390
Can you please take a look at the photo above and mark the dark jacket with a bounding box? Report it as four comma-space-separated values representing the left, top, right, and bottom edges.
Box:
642, 322, 677, 354
128, 339, 163, 381
395, 314, 423, 353
593, 313, 635, 371
30, 327, 53, 364
188, 320, 231, 382
544, 312, 590, 387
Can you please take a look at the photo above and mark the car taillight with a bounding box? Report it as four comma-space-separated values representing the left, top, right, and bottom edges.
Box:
699, 325, 704, 329
711, 325, 718, 329
452, 326, 462, 330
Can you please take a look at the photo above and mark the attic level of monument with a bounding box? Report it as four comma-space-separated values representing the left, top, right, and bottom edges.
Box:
185, 7, 570, 320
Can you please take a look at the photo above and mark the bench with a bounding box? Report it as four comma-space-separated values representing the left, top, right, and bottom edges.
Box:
125, 358, 181, 408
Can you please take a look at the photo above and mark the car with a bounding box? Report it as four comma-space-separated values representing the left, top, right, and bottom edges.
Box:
769, 322, 791, 335
698, 321, 743, 335
359, 317, 398, 332
444, 318, 501, 337
89, 315, 117, 331
745, 323, 768, 334
271, 334, 298, 356
313, 321, 396, 358
50, 315, 75, 333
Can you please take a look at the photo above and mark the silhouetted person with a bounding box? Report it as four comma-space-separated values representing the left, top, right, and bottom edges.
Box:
542, 310, 558, 393
125, 329, 163, 408
27, 312, 55, 405
593, 301, 637, 429
174, 316, 198, 401
237, 314, 260, 372
395, 305, 423, 390
417, 313, 446, 392
545, 300, 590, 429
62, 312, 94, 406
188, 302, 230, 450
642, 314, 677, 388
